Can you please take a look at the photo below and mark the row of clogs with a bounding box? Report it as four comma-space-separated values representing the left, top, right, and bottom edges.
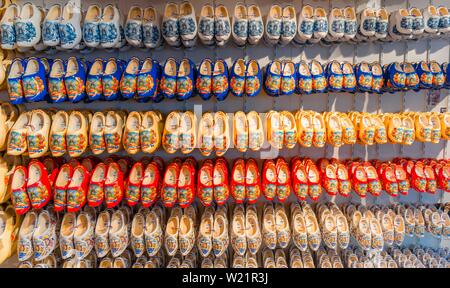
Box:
8, 155, 450, 216
15, 202, 450, 268
8, 57, 450, 105
2, 3, 450, 52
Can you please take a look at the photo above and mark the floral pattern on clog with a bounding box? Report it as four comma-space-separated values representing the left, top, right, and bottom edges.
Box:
1, 23, 15, 48
141, 186, 158, 207
99, 23, 118, 44
43, 21, 60, 44
7, 79, 24, 104
15, 22, 37, 44
88, 184, 103, 207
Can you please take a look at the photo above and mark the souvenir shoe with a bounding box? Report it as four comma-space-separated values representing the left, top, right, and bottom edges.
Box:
137, 58, 159, 101
354, 62, 373, 92
162, 3, 180, 47
125, 6, 143, 47
17, 210, 37, 262
49, 111, 68, 157
123, 112, 141, 155
162, 111, 180, 154
371, 62, 384, 93
322, 164, 338, 196
104, 111, 125, 154
0, 4, 19, 50
99, 5, 121, 49
326, 8, 345, 42
214, 5, 231, 46
233, 111, 248, 152
438, 6, 450, 34
310, 60, 327, 93
393, 214, 405, 246
177, 161, 195, 208
86, 58, 104, 102
357, 8, 377, 39
303, 206, 321, 251
93, 210, 110, 258
276, 158, 291, 202
410, 7, 425, 36
232, 4, 247, 47
140, 162, 161, 207
352, 165, 368, 197
295, 61, 312, 94
197, 206, 213, 257
246, 158, 260, 204
179, 213, 195, 256
27, 109, 50, 158
266, 111, 282, 149
33, 209, 57, 261
125, 162, 143, 207
47, 59, 67, 103
365, 164, 381, 196
213, 159, 230, 206
140, 111, 161, 154
160, 58, 178, 99
130, 212, 145, 257
312, 112, 326, 147
120, 57, 140, 99
57, 2, 83, 49
196, 58, 213, 100
198, 112, 214, 156
88, 112, 106, 155
312, 7, 328, 41
424, 165, 437, 194
104, 162, 124, 208
342, 7, 357, 41
11, 165, 30, 215
280, 61, 296, 96
213, 111, 230, 156
247, 4, 263, 45
144, 210, 163, 256
414, 113, 432, 142
326, 112, 342, 147
321, 212, 337, 250
264, 60, 282, 96
265, 5, 282, 46
179, 1, 197, 47
7, 58, 25, 104
212, 59, 229, 101
165, 207, 182, 256
429, 113, 441, 144
198, 4, 214, 46
211, 210, 228, 257
197, 160, 214, 206
231, 159, 245, 203
430, 60, 445, 89
59, 212, 76, 260
67, 111, 89, 157
52, 164, 72, 212
422, 5, 440, 35
275, 203, 290, 248
15, 3, 41, 48
245, 206, 262, 255
103, 58, 123, 101
7, 111, 30, 155
291, 204, 307, 251
325, 61, 343, 92
389, 8, 413, 39
42, 4, 62, 47
176, 58, 195, 100
295, 5, 314, 44
340, 62, 356, 92
374, 8, 389, 39
109, 209, 128, 258
66, 165, 89, 213
280, 5, 296, 46
63, 57, 86, 103
306, 162, 322, 201
245, 60, 262, 97
291, 159, 308, 200
247, 111, 264, 151
414, 61, 433, 89
395, 165, 410, 195
336, 163, 351, 197
141, 7, 161, 49
161, 162, 179, 207
83, 5, 101, 48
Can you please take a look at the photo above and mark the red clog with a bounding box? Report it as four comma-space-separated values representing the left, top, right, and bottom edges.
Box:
67, 165, 90, 212
291, 159, 308, 200
365, 164, 381, 197
27, 160, 52, 210
88, 162, 107, 207
424, 165, 437, 194
197, 160, 214, 207
42, 157, 59, 187
381, 165, 398, 197
262, 159, 277, 201
231, 159, 246, 203
104, 162, 125, 208
411, 162, 427, 193
276, 158, 291, 202
337, 164, 351, 197
352, 165, 368, 198
178, 160, 196, 208
395, 165, 410, 196
213, 159, 229, 206
306, 162, 321, 201
53, 164, 73, 212
161, 161, 180, 207
141, 162, 161, 208
245, 158, 261, 204
125, 162, 144, 207
438, 164, 450, 192
11, 166, 30, 215
322, 164, 338, 196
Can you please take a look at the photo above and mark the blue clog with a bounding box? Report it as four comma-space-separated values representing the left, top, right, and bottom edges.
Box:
354, 61, 373, 92
371, 62, 385, 94
7, 58, 26, 104
137, 58, 159, 102
86, 58, 104, 102
386, 62, 406, 90
229, 58, 246, 97
310, 60, 327, 93
429, 60, 445, 90
280, 60, 296, 96
48, 59, 67, 103
22, 57, 48, 102
442, 62, 450, 89
341, 62, 356, 93
176, 58, 196, 100
264, 60, 282, 96
402, 62, 419, 91
120, 57, 141, 99
212, 59, 229, 101
64, 57, 87, 103
103, 58, 124, 101
245, 59, 262, 97
413, 61, 433, 90
160, 57, 178, 99
325, 60, 343, 92
195, 58, 213, 100
295, 61, 312, 95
